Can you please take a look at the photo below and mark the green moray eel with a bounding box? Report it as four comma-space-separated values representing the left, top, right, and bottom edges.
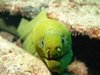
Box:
17, 10, 73, 74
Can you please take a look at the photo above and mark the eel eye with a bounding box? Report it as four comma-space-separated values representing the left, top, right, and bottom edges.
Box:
41, 39, 44, 47
62, 37, 65, 44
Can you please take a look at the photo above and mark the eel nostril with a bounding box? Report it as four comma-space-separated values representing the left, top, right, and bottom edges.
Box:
47, 48, 50, 53
47, 48, 50, 58
56, 47, 61, 52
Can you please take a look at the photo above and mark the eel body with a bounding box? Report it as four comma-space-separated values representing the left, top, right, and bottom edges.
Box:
17, 10, 73, 74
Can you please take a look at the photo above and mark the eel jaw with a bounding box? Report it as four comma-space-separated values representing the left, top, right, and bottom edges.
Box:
44, 52, 69, 60
43, 52, 70, 74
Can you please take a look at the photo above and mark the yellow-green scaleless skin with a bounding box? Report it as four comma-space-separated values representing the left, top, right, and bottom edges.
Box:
17, 10, 73, 74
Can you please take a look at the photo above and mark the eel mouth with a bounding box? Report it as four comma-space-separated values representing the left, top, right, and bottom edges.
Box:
44, 52, 69, 60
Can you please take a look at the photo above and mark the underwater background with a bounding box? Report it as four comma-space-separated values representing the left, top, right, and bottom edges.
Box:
0, 11, 100, 75
72, 35, 100, 75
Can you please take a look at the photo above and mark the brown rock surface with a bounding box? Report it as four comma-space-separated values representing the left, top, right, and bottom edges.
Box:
0, 36, 51, 75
